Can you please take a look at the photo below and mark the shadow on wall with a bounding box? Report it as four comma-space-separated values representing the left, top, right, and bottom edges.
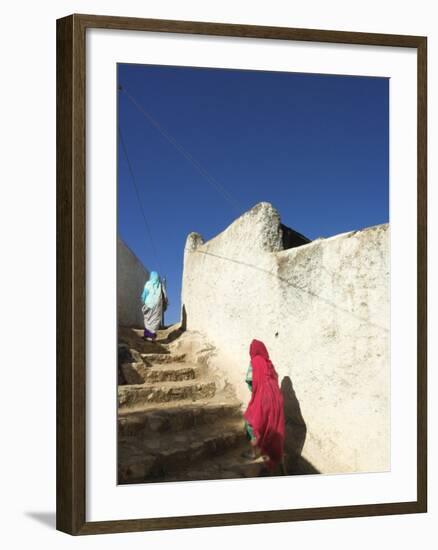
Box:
281, 376, 320, 475
181, 304, 187, 331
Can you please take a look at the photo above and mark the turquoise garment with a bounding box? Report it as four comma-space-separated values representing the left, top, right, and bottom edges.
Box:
245, 363, 253, 391
245, 421, 255, 440
245, 363, 255, 440
141, 271, 162, 309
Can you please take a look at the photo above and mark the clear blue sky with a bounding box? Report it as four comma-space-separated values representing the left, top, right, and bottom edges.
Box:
117, 63, 389, 325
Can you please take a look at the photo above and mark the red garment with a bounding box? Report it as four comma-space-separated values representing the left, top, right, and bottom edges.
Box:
243, 340, 285, 469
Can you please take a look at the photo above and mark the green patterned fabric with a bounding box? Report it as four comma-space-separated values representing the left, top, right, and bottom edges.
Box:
245, 420, 255, 440
245, 363, 253, 391
245, 363, 255, 440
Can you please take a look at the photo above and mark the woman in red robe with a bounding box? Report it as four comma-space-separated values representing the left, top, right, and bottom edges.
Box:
243, 339, 286, 470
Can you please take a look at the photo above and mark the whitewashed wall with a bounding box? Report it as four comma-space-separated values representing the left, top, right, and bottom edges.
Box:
182, 203, 389, 474
117, 237, 149, 327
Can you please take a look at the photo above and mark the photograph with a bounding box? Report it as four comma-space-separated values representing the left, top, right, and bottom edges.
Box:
116, 62, 390, 485
0, 0, 432, 543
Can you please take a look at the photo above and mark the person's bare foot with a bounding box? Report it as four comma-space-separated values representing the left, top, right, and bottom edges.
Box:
241, 439, 262, 460
241, 449, 259, 460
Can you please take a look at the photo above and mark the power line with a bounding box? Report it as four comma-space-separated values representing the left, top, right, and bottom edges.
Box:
118, 125, 160, 268
119, 84, 241, 214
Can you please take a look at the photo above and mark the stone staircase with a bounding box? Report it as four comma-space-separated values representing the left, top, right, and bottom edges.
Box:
118, 325, 267, 484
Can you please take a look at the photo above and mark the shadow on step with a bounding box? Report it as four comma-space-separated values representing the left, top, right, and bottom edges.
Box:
118, 326, 170, 354
157, 305, 187, 344
281, 376, 320, 476
158, 324, 186, 345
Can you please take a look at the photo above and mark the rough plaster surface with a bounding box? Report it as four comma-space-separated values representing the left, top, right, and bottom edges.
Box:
117, 237, 149, 327
182, 202, 390, 474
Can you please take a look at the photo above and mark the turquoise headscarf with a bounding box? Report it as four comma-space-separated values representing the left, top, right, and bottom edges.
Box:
141, 271, 162, 309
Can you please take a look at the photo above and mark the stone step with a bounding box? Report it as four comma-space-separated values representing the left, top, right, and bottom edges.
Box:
118, 399, 242, 437
121, 362, 198, 385
118, 379, 216, 408
161, 443, 270, 482
143, 363, 198, 383
118, 420, 247, 484
118, 327, 171, 355
141, 352, 186, 365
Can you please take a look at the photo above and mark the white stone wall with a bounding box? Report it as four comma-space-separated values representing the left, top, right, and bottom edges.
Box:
182, 203, 390, 474
117, 237, 149, 327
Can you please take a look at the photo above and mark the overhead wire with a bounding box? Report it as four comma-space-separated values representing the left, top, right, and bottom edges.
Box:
119, 84, 241, 215
118, 124, 161, 268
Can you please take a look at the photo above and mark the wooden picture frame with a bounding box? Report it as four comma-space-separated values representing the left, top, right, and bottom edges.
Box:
56, 13, 427, 535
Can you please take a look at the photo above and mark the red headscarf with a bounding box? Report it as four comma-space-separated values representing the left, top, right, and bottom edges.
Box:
243, 339, 285, 469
